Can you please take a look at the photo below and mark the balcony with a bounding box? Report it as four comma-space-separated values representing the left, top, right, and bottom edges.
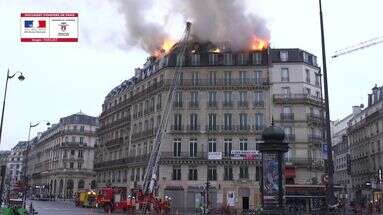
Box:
280, 113, 294, 121
177, 78, 268, 88
273, 94, 324, 107
307, 113, 324, 126
170, 125, 184, 133
237, 101, 249, 109
285, 157, 325, 170
173, 102, 183, 109
161, 152, 206, 160
252, 124, 264, 131
106, 137, 123, 148
284, 134, 296, 142
253, 101, 265, 108
222, 101, 233, 109
207, 101, 218, 109
188, 101, 199, 109
308, 135, 324, 146
186, 125, 200, 133
205, 125, 220, 133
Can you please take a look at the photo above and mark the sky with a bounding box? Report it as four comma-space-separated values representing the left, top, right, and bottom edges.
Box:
0, 0, 382, 150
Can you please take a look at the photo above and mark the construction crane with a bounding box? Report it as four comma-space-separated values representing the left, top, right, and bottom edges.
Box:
332, 35, 383, 58
142, 22, 192, 196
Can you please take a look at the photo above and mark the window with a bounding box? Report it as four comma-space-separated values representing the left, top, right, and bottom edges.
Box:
190, 113, 198, 131
190, 91, 198, 106
208, 139, 217, 152
239, 113, 248, 130
254, 71, 262, 84
315, 73, 321, 86
238, 53, 248, 65
189, 139, 198, 157
239, 166, 249, 179
71, 150, 75, 156
208, 114, 217, 130
224, 139, 232, 157
305, 88, 311, 96
80, 126, 85, 132
224, 113, 232, 130
175, 91, 182, 107
255, 167, 261, 181
136, 168, 140, 181
305, 69, 310, 83
209, 71, 217, 86
208, 91, 217, 106
253, 53, 262, 65
176, 54, 184, 66
224, 91, 232, 106
224, 166, 233, 180
239, 71, 247, 84
172, 168, 181, 180
255, 113, 264, 130
280, 51, 288, 61
240, 138, 248, 150
78, 163, 82, 169
239, 91, 247, 103
303, 52, 309, 62
70, 162, 74, 169
282, 87, 291, 96
79, 137, 84, 143
208, 168, 217, 181
173, 114, 182, 130
157, 94, 162, 110
223, 53, 233, 65
209, 53, 218, 65
191, 54, 200, 66
224, 71, 232, 84
254, 91, 264, 106
173, 138, 181, 157
72, 136, 76, 142
281, 68, 289, 82
188, 168, 198, 180
78, 150, 83, 158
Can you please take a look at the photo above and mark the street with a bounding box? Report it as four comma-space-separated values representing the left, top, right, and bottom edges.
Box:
27, 200, 116, 215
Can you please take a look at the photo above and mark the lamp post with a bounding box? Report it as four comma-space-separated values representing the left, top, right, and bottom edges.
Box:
318, 0, 336, 207
23, 121, 50, 208
0, 69, 25, 145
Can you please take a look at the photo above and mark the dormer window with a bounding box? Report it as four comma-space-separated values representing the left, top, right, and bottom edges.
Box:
191, 54, 200, 66
223, 53, 233, 65
238, 53, 248, 65
252, 53, 262, 65
280, 51, 288, 62
209, 53, 218, 65
176, 54, 184, 66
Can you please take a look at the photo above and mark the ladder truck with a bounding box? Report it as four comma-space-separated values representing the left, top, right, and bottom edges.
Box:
140, 21, 192, 212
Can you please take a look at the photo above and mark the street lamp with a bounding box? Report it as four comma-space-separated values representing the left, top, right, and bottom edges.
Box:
318, 0, 336, 207
23, 121, 50, 207
0, 69, 25, 145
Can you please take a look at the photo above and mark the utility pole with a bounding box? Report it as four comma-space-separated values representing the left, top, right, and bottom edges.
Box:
319, 0, 335, 207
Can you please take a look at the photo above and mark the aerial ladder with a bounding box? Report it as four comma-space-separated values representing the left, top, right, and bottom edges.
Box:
142, 22, 192, 200
332, 35, 383, 58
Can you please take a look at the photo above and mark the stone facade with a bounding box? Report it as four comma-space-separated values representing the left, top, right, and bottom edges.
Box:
348, 85, 383, 203
95, 43, 326, 211
28, 112, 98, 199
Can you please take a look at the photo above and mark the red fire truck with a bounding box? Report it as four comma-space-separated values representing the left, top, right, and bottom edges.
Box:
96, 187, 135, 213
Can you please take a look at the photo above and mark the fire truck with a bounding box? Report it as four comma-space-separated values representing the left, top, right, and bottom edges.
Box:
96, 187, 135, 212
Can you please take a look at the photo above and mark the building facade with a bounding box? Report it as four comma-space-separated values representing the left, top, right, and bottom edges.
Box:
331, 106, 361, 199
7, 142, 27, 188
28, 112, 98, 199
94, 43, 326, 211
348, 85, 383, 204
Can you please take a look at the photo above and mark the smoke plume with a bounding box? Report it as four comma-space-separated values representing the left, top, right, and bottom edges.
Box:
116, 0, 270, 53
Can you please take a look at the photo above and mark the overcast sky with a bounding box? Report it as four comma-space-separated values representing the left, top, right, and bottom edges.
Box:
0, 0, 382, 150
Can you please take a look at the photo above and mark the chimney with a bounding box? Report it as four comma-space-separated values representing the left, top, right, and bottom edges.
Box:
134, 68, 141, 79
352, 105, 362, 115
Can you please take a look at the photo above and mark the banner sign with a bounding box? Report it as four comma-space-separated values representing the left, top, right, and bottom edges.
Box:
208, 152, 222, 160
20, 13, 78, 42
231, 150, 260, 160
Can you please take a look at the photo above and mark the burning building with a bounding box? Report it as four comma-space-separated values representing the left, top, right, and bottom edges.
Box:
94, 39, 327, 212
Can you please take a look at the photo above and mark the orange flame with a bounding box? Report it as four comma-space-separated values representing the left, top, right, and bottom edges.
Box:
153, 38, 176, 58
251, 36, 269, 51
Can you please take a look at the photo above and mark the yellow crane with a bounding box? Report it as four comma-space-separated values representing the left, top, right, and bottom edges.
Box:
332, 35, 383, 58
